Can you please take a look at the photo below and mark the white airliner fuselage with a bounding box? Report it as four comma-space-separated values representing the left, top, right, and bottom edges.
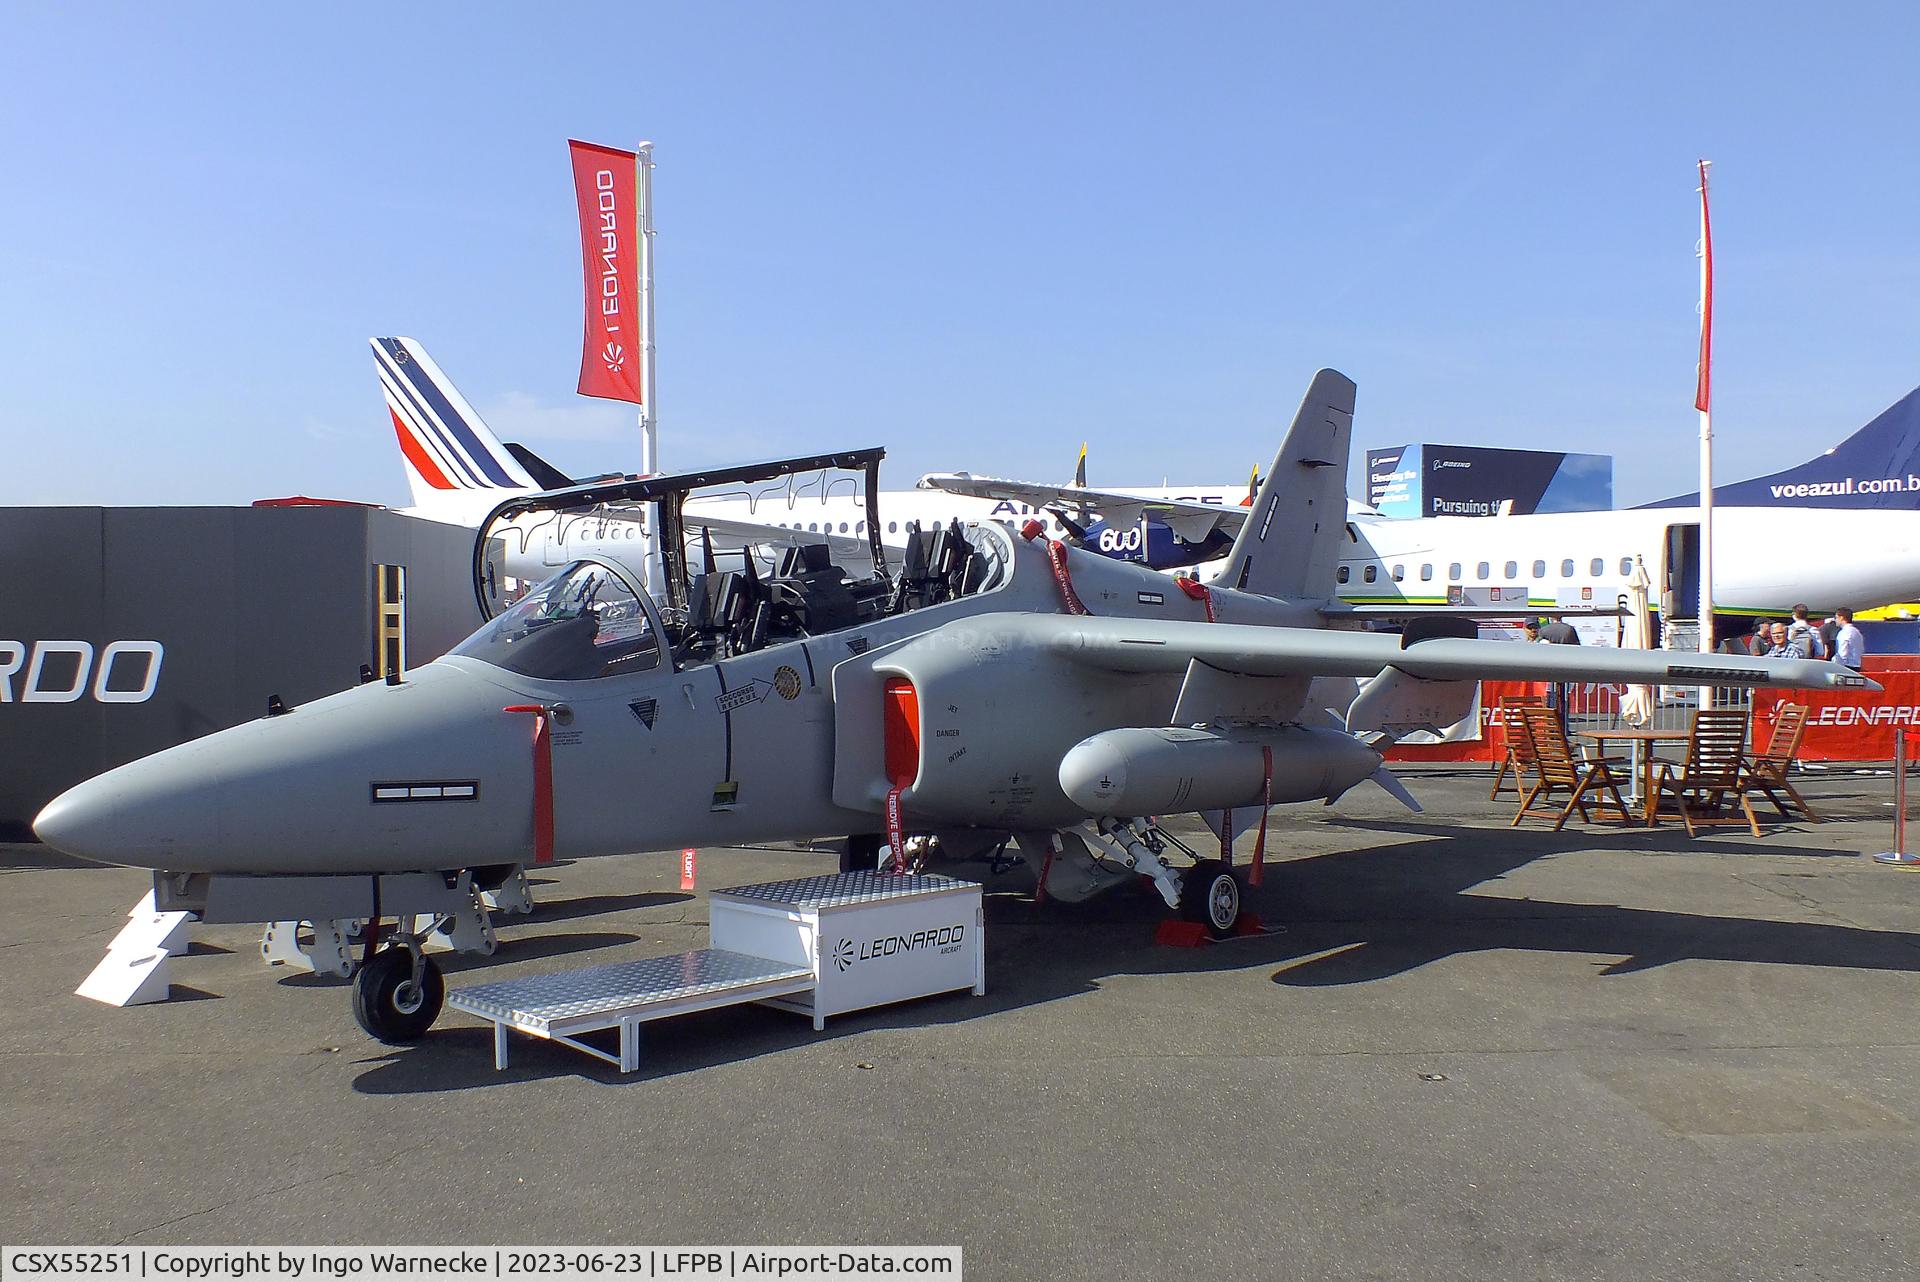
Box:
451, 487, 1920, 621
373, 334, 1920, 623
1341, 505, 1920, 619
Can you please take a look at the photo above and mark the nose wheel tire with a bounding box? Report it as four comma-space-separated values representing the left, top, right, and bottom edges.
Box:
352, 947, 445, 1043
1181, 859, 1244, 940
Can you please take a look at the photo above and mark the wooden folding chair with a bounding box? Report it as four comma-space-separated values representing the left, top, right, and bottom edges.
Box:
1650, 708, 1764, 837
1510, 706, 1633, 831
1490, 695, 1546, 799
1744, 703, 1817, 821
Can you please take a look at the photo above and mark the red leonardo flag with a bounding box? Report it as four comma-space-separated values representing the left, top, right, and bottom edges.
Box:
1694, 158, 1713, 414
569, 139, 644, 404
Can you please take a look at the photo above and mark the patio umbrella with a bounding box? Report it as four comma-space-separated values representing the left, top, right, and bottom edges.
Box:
1620, 555, 1655, 726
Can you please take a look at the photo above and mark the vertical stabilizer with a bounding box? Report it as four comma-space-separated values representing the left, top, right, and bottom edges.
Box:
1642, 383, 1920, 510
371, 337, 537, 521
1212, 369, 1356, 599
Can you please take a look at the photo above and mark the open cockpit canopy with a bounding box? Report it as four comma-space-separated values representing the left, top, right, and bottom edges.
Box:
470, 448, 1014, 674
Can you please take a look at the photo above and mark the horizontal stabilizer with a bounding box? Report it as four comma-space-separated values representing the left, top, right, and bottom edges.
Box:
505, 443, 577, 491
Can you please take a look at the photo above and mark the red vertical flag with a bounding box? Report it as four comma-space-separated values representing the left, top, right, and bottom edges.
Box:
569, 140, 644, 404
1695, 158, 1713, 414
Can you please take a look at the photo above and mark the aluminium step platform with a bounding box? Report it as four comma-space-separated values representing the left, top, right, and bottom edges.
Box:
447, 871, 984, 1072
448, 949, 816, 1072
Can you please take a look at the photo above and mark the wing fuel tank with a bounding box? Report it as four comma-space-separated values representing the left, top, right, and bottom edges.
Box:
1058, 725, 1381, 816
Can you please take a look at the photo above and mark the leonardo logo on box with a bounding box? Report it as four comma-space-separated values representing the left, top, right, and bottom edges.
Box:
1, 641, 164, 704
837, 925, 967, 969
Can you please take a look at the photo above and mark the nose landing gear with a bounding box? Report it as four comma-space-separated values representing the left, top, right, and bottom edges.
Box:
351, 928, 446, 1043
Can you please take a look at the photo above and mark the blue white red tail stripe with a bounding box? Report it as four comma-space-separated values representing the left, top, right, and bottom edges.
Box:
378, 359, 485, 489
370, 338, 535, 505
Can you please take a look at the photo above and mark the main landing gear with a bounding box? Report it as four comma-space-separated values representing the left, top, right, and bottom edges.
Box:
351, 922, 446, 1043
1180, 858, 1243, 940
1024, 820, 1251, 939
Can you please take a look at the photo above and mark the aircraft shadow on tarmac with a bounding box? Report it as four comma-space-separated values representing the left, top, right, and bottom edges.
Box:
351, 818, 1920, 1093
0, 843, 106, 871
280, 930, 645, 988
513, 890, 693, 925
1261, 818, 1920, 986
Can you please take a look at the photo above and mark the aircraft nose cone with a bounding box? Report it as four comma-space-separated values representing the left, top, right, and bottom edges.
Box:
30, 789, 92, 856
33, 761, 218, 868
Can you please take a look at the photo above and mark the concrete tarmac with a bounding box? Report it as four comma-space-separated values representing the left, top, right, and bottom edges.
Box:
4, 766, 1919, 1280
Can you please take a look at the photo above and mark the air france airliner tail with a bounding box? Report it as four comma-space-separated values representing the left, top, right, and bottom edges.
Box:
371, 336, 538, 526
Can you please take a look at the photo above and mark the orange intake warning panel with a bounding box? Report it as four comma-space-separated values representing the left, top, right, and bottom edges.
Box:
882, 677, 921, 787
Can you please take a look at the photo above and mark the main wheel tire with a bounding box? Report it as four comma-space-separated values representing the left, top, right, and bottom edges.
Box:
351, 948, 445, 1043
1181, 859, 1243, 940
841, 834, 884, 874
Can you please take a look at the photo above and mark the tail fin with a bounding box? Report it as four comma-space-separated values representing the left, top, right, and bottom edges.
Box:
1642, 383, 1920, 509
1213, 369, 1356, 599
1073, 442, 1088, 488
370, 337, 537, 518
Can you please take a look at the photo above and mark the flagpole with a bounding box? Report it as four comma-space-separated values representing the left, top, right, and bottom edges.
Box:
1695, 158, 1715, 680
637, 141, 662, 595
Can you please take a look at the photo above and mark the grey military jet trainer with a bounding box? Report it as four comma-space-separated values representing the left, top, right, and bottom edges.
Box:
34, 371, 1876, 1042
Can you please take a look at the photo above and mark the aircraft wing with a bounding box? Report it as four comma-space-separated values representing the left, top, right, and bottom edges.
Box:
1319, 602, 1627, 618
997, 614, 1879, 692
918, 472, 1248, 544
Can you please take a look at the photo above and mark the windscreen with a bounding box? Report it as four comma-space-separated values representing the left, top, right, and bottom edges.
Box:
452, 560, 660, 681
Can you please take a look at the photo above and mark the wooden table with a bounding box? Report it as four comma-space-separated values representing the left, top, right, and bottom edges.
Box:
1576, 728, 1690, 822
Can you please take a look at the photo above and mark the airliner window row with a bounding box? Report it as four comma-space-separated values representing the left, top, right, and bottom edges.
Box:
1336, 556, 1637, 587
770, 519, 1056, 536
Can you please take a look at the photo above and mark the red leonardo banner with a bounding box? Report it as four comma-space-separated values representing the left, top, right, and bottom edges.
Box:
1382, 662, 1917, 766
569, 139, 644, 404
1753, 660, 1920, 763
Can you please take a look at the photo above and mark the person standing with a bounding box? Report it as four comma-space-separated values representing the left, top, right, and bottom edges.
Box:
1832, 608, 1866, 670
1766, 620, 1807, 659
1788, 604, 1825, 659
1535, 616, 1579, 727
1819, 612, 1843, 660
1539, 615, 1580, 645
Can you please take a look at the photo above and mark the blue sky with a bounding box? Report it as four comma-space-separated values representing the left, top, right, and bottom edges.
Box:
2, 2, 1916, 510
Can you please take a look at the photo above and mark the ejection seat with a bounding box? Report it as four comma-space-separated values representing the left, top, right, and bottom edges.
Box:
679, 570, 771, 661
889, 521, 978, 613
765, 544, 861, 636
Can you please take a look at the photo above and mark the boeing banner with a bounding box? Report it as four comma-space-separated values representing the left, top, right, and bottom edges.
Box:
1366, 444, 1612, 518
